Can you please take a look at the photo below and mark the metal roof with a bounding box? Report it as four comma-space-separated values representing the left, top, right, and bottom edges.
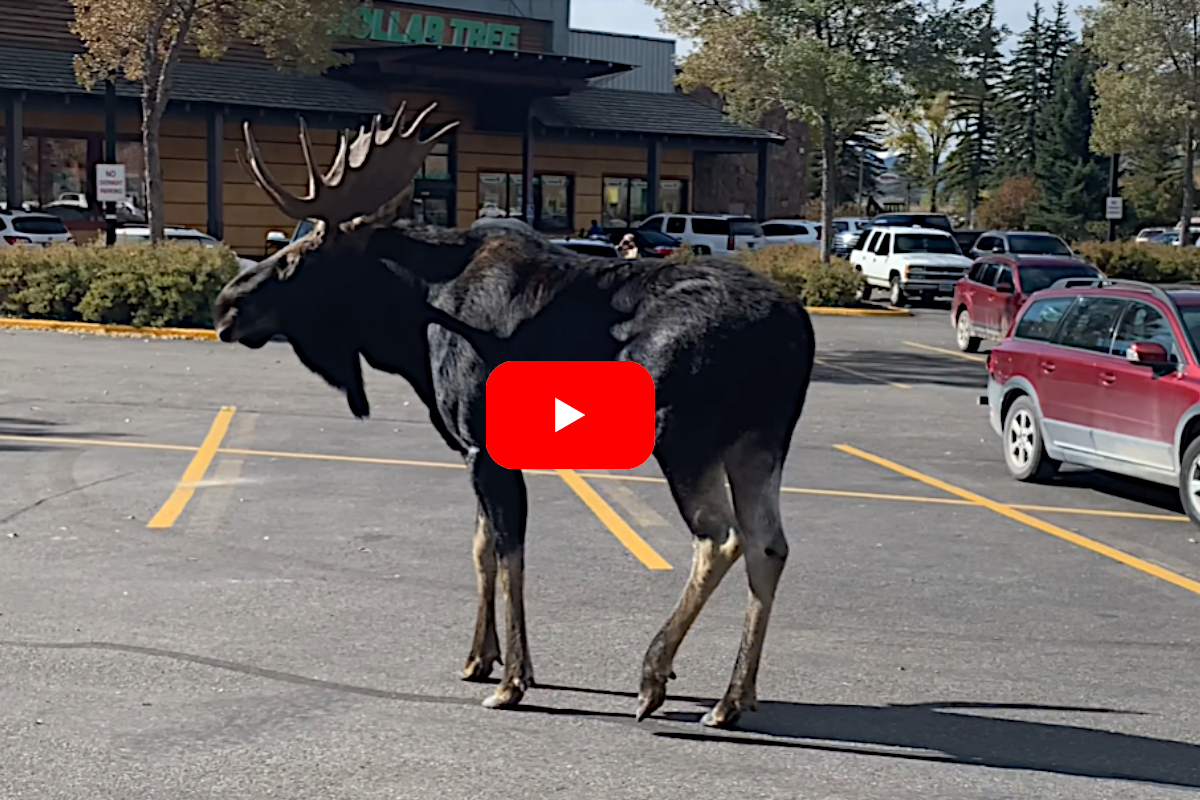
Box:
532, 88, 783, 141
0, 45, 388, 115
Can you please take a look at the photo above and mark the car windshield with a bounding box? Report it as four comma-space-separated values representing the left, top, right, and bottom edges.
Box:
1008, 234, 1072, 255
893, 234, 959, 254
877, 215, 953, 232
1017, 264, 1101, 293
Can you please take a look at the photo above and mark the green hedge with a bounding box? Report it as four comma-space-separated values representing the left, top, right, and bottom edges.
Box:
1073, 240, 1200, 283
0, 242, 240, 328
741, 244, 863, 306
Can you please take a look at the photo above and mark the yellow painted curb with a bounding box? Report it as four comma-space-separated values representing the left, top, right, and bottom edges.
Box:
805, 306, 913, 317
0, 317, 217, 341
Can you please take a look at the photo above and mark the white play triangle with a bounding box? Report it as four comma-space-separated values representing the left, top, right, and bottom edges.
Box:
554, 398, 585, 432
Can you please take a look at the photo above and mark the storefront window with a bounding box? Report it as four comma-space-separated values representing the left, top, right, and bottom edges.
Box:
417, 141, 451, 181
603, 177, 688, 226
116, 141, 146, 213
603, 177, 628, 226
477, 172, 572, 231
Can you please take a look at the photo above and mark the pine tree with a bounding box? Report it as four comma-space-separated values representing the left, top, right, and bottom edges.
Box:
995, 2, 1059, 180
1122, 135, 1183, 229
1025, 46, 1106, 238
945, 0, 1005, 224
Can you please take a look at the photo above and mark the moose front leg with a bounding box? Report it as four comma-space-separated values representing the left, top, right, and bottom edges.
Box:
462, 504, 502, 681
470, 455, 534, 709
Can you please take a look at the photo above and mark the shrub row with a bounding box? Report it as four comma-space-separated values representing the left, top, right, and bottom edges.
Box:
740, 244, 863, 307
1073, 240, 1200, 283
0, 242, 240, 328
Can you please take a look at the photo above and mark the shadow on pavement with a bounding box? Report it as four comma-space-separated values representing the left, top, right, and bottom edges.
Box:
1045, 468, 1184, 515
538, 683, 1199, 788
653, 698, 1200, 788
0, 416, 129, 452
814, 350, 986, 389
6, 642, 1197, 789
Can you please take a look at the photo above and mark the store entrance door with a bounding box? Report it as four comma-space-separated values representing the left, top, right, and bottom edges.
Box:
412, 180, 455, 227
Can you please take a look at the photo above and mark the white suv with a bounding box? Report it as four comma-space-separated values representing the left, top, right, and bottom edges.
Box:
638, 214, 766, 255
0, 211, 74, 247
851, 226, 973, 306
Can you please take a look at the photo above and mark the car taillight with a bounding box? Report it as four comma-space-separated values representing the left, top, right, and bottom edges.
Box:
727, 232, 736, 251
653, 246, 673, 256
4, 236, 31, 245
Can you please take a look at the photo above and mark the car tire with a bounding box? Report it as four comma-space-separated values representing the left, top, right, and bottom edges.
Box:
889, 276, 907, 308
1177, 437, 1200, 529
1003, 396, 1059, 482
955, 309, 982, 353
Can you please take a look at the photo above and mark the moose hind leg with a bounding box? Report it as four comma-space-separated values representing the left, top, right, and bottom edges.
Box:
636, 458, 743, 722
470, 455, 534, 710
703, 436, 788, 729
462, 505, 502, 681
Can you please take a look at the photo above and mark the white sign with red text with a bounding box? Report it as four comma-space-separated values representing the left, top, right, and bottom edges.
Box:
95, 164, 126, 203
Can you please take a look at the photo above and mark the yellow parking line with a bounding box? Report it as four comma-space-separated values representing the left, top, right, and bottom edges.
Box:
1, 432, 1186, 524
815, 357, 912, 390
147, 407, 237, 529
835, 443, 1200, 598
555, 468, 672, 571
904, 340, 987, 363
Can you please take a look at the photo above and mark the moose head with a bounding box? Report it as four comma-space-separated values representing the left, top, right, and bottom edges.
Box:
213, 103, 466, 416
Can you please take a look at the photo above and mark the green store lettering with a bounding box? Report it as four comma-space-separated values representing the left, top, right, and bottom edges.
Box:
348, 7, 521, 50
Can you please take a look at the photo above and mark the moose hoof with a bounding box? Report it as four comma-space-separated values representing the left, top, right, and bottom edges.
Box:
461, 654, 501, 682
481, 680, 528, 709
635, 674, 671, 722
701, 696, 755, 729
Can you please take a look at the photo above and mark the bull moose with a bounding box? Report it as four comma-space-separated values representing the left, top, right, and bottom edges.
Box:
213, 102, 815, 728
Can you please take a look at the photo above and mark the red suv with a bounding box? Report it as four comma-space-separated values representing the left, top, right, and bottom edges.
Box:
952, 255, 1102, 352
985, 279, 1200, 526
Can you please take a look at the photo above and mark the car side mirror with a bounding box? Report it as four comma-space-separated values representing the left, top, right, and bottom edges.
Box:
992, 245, 1005, 253
264, 229, 288, 255
1127, 342, 1172, 368
996, 280, 1014, 293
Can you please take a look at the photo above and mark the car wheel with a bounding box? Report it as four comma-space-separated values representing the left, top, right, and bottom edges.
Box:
1177, 437, 1200, 528
1003, 396, 1059, 482
955, 309, 982, 353
889, 276, 907, 307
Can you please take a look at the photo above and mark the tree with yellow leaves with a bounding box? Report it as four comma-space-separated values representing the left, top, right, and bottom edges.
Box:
70, 0, 362, 243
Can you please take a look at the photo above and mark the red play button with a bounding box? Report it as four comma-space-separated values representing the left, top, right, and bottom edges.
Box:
485, 361, 656, 469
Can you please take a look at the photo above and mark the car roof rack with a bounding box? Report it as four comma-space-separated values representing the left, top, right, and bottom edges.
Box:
1047, 276, 1173, 302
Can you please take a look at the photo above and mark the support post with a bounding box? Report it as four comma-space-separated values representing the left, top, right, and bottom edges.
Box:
104, 80, 117, 246
5, 93, 23, 212
756, 139, 769, 221
1108, 152, 1121, 242
206, 108, 224, 241
521, 104, 535, 225
646, 140, 661, 217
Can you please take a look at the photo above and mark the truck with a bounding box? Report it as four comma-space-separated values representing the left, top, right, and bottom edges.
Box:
850, 226, 974, 307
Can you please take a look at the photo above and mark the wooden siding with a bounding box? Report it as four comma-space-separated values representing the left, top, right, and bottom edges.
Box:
4, 100, 693, 253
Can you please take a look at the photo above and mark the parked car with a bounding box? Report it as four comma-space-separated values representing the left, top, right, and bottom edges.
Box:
1158, 230, 1200, 247
831, 218, 872, 256
549, 237, 620, 257
983, 278, 1200, 526
1136, 227, 1171, 243
969, 230, 1076, 260
870, 212, 955, 233
850, 226, 973, 306
954, 230, 983, 254
951, 255, 1104, 352
601, 227, 682, 257
117, 226, 257, 270
638, 213, 765, 254
761, 219, 821, 246
0, 211, 74, 247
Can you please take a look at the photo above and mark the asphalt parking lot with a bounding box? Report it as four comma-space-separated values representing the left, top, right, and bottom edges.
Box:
2, 307, 1199, 799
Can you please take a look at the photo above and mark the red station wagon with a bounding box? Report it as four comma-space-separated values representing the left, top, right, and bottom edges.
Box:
985, 279, 1200, 526
953, 255, 1103, 352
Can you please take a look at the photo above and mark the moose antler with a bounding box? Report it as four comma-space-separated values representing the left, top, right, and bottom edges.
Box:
238, 103, 459, 228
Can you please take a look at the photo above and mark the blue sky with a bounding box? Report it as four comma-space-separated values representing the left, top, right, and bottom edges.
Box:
569, 0, 1084, 54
